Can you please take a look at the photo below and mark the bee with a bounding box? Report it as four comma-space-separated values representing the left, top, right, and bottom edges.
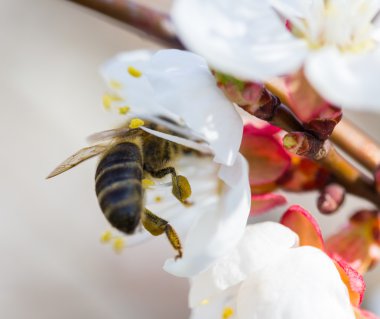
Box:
47, 118, 198, 259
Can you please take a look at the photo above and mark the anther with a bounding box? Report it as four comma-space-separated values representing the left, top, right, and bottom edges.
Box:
100, 230, 113, 243
222, 307, 234, 319
129, 118, 145, 129
128, 66, 142, 78
118, 106, 130, 115
142, 178, 155, 189
113, 237, 125, 253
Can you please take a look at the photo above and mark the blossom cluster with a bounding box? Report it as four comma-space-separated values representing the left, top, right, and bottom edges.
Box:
57, 0, 380, 318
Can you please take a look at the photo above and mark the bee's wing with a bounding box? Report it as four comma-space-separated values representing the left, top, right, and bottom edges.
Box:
87, 128, 141, 144
46, 144, 108, 179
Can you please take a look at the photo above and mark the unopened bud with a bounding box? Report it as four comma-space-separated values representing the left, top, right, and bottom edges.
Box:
317, 183, 346, 215
283, 132, 329, 160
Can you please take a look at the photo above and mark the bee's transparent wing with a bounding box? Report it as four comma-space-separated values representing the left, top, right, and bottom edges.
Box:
87, 128, 141, 144
46, 144, 108, 179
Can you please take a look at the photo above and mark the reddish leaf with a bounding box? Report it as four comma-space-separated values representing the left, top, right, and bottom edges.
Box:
251, 193, 287, 216
241, 124, 291, 187
280, 205, 324, 250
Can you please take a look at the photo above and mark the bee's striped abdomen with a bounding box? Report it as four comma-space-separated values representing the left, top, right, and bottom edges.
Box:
95, 142, 143, 234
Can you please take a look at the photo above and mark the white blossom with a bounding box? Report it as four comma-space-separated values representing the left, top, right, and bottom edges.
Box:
189, 222, 355, 319
172, 0, 380, 110
100, 49, 250, 277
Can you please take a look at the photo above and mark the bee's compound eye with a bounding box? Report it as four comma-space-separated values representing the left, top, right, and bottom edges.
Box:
172, 175, 192, 202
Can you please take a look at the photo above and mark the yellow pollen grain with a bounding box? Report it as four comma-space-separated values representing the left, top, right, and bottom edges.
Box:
109, 80, 123, 90
142, 178, 155, 189
154, 196, 163, 203
113, 237, 125, 253
100, 230, 113, 243
129, 118, 145, 129
222, 307, 234, 319
118, 106, 130, 115
103, 93, 122, 110
128, 66, 142, 78
200, 299, 209, 305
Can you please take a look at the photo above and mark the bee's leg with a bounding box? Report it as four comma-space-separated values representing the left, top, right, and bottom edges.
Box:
142, 209, 182, 260
148, 167, 191, 203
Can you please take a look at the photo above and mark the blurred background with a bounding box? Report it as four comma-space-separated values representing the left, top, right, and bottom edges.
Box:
0, 0, 379, 318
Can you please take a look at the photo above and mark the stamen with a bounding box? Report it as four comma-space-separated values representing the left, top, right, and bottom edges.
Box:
142, 178, 155, 189
103, 93, 122, 110
128, 66, 142, 78
113, 237, 125, 253
109, 80, 123, 90
222, 307, 234, 319
100, 230, 113, 243
118, 106, 130, 115
200, 299, 209, 305
129, 118, 145, 129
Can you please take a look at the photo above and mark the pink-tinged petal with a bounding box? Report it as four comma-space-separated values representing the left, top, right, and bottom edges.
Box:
238, 247, 355, 319
251, 193, 287, 215
243, 123, 281, 136
354, 308, 380, 319
326, 210, 380, 274
241, 124, 291, 186
281, 205, 325, 250
279, 156, 330, 191
284, 70, 342, 139
334, 258, 366, 307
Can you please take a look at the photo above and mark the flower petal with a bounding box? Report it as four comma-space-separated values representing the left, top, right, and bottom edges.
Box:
326, 210, 380, 274
188, 222, 298, 307
164, 154, 251, 277
251, 193, 287, 215
145, 49, 243, 165
237, 247, 355, 319
280, 205, 325, 250
305, 47, 380, 111
172, 0, 308, 81
241, 124, 291, 186
100, 50, 178, 120
334, 258, 366, 307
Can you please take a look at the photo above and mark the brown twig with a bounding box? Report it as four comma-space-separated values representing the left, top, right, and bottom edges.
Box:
66, 0, 380, 208
66, 0, 184, 48
332, 118, 380, 172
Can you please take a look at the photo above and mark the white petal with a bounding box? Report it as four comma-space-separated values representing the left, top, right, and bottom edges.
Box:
145, 49, 243, 165
237, 247, 355, 319
189, 222, 298, 307
100, 50, 181, 121
164, 154, 251, 277
190, 285, 239, 319
172, 0, 308, 81
305, 47, 380, 110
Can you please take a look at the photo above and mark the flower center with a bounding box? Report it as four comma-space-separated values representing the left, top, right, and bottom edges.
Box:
282, 0, 379, 53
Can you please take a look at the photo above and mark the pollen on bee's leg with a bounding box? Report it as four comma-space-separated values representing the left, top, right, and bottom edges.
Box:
100, 230, 113, 243
127, 66, 142, 78
172, 175, 192, 202
112, 237, 125, 253
222, 307, 234, 319
129, 118, 145, 129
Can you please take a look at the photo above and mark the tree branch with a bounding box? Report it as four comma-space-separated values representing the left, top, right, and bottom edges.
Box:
66, 0, 380, 208
66, 0, 184, 48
